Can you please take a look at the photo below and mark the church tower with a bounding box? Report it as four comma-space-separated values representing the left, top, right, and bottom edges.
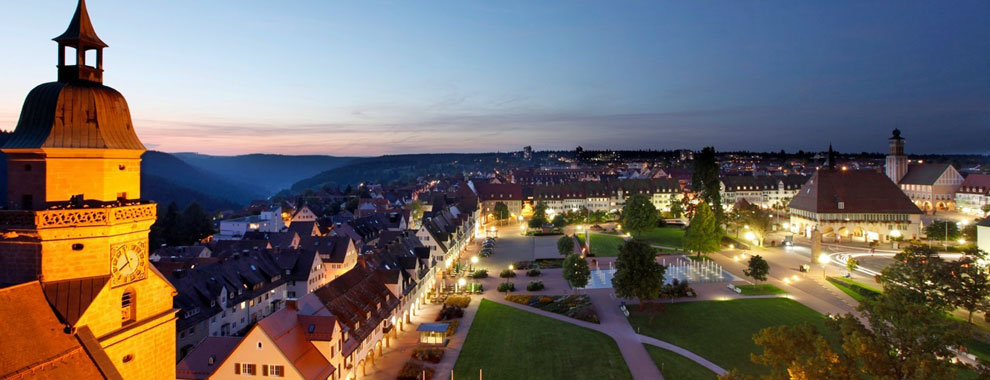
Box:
0, 1, 176, 378
885, 129, 908, 184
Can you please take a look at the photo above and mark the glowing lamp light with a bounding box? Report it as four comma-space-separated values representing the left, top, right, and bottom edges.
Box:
744, 231, 756, 241
617, 224, 622, 230
509, 265, 514, 271
818, 254, 830, 265
890, 229, 902, 238
458, 278, 467, 286
959, 238, 966, 244
471, 256, 478, 264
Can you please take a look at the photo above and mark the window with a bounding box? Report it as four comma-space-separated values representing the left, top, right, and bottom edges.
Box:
121, 289, 136, 325
241, 363, 256, 375
72, 243, 84, 251
263, 364, 285, 377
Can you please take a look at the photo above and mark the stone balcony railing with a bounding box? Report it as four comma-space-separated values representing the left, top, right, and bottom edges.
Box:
0, 202, 157, 229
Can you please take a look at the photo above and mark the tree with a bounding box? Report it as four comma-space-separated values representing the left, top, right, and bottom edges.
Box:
669, 196, 685, 219
881, 244, 954, 309
925, 220, 960, 242
344, 197, 359, 213
612, 239, 666, 310
743, 255, 770, 284
557, 235, 575, 256
845, 257, 859, 274
562, 254, 590, 291
684, 202, 721, 257
733, 203, 771, 245
742, 290, 966, 380
406, 200, 423, 226
533, 201, 548, 224
983, 205, 990, 216
150, 202, 182, 248
551, 214, 567, 228
947, 249, 990, 323
963, 223, 978, 244
180, 202, 215, 245
621, 193, 658, 236
493, 201, 510, 224
692, 146, 723, 221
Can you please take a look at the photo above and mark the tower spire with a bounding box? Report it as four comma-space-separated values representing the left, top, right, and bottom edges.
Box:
54, 0, 107, 48
53, 0, 107, 83
826, 144, 836, 171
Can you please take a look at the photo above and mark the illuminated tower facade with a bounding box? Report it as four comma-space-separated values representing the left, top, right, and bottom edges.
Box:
885, 129, 908, 184
0, 1, 176, 378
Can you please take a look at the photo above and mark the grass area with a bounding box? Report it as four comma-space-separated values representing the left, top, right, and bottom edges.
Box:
644, 345, 717, 380
736, 284, 787, 295
831, 276, 883, 293
628, 298, 831, 376
588, 232, 627, 257
826, 277, 882, 304
453, 300, 632, 380
633, 227, 685, 248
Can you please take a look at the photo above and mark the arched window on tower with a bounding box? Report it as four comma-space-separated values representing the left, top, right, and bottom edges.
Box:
121, 288, 136, 325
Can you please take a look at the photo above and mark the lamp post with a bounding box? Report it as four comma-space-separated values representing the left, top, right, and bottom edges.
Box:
470, 256, 478, 272
817, 254, 830, 279
457, 278, 466, 294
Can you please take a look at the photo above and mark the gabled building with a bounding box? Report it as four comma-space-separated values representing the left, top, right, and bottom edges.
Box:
884, 129, 964, 212
956, 174, 990, 215
788, 159, 922, 243
720, 175, 807, 210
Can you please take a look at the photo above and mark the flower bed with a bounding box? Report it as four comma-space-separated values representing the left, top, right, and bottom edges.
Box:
444, 296, 471, 308
504, 294, 600, 324
436, 305, 464, 321
397, 361, 435, 380
533, 258, 564, 269
412, 347, 445, 363
445, 320, 460, 337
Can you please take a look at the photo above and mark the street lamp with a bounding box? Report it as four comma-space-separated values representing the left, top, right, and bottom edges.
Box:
817, 254, 830, 279
470, 256, 478, 271
457, 278, 466, 293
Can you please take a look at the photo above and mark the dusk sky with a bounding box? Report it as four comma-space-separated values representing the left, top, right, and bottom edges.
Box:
1, 1, 988, 156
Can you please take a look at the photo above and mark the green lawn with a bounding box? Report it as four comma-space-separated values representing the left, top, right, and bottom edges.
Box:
644, 345, 717, 380
826, 277, 882, 304
588, 232, 627, 257
633, 227, 685, 248
453, 300, 632, 380
628, 298, 830, 376
736, 284, 787, 295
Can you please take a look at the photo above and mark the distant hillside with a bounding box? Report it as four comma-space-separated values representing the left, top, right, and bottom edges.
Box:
173, 153, 353, 194
291, 153, 524, 191
141, 174, 239, 211
142, 151, 268, 206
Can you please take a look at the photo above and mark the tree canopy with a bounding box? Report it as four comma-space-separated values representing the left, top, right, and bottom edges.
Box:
684, 202, 722, 256
611, 239, 665, 308
743, 255, 770, 284
562, 254, 591, 290
622, 193, 658, 236
692, 146, 723, 221
493, 202, 510, 222
557, 235, 575, 256
925, 220, 961, 242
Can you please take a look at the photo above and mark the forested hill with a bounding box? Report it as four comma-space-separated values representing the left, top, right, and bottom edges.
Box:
290, 153, 526, 191
173, 153, 353, 194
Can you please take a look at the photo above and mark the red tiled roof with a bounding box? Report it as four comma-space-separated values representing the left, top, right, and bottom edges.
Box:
256, 308, 336, 380
176, 337, 240, 379
959, 174, 990, 195
0, 282, 118, 379
474, 183, 523, 201
788, 169, 921, 214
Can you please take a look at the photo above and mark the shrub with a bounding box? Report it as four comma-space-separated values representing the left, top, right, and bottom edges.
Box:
513, 261, 534, 270
411, 347, 445, 363
499, 269, 517, 278
397, 361, 435, 380
526, 281, 545, 291
505, 294, 533, 304
526, 268, 542, 277
445, 320, 460, 337
497, 282, 516, 292
537, 296, 555, 304
444, 296, 471, 308
471, 269, 488, 279
435, 305, 463, 321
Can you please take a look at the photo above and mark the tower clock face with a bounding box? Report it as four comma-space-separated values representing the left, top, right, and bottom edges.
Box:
110, 242, 147, 286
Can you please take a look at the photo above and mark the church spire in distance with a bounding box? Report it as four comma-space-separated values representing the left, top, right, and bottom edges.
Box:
54, 0, 108, 83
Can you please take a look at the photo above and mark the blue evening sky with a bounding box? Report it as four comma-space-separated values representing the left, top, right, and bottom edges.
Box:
0, 1, 987, 155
